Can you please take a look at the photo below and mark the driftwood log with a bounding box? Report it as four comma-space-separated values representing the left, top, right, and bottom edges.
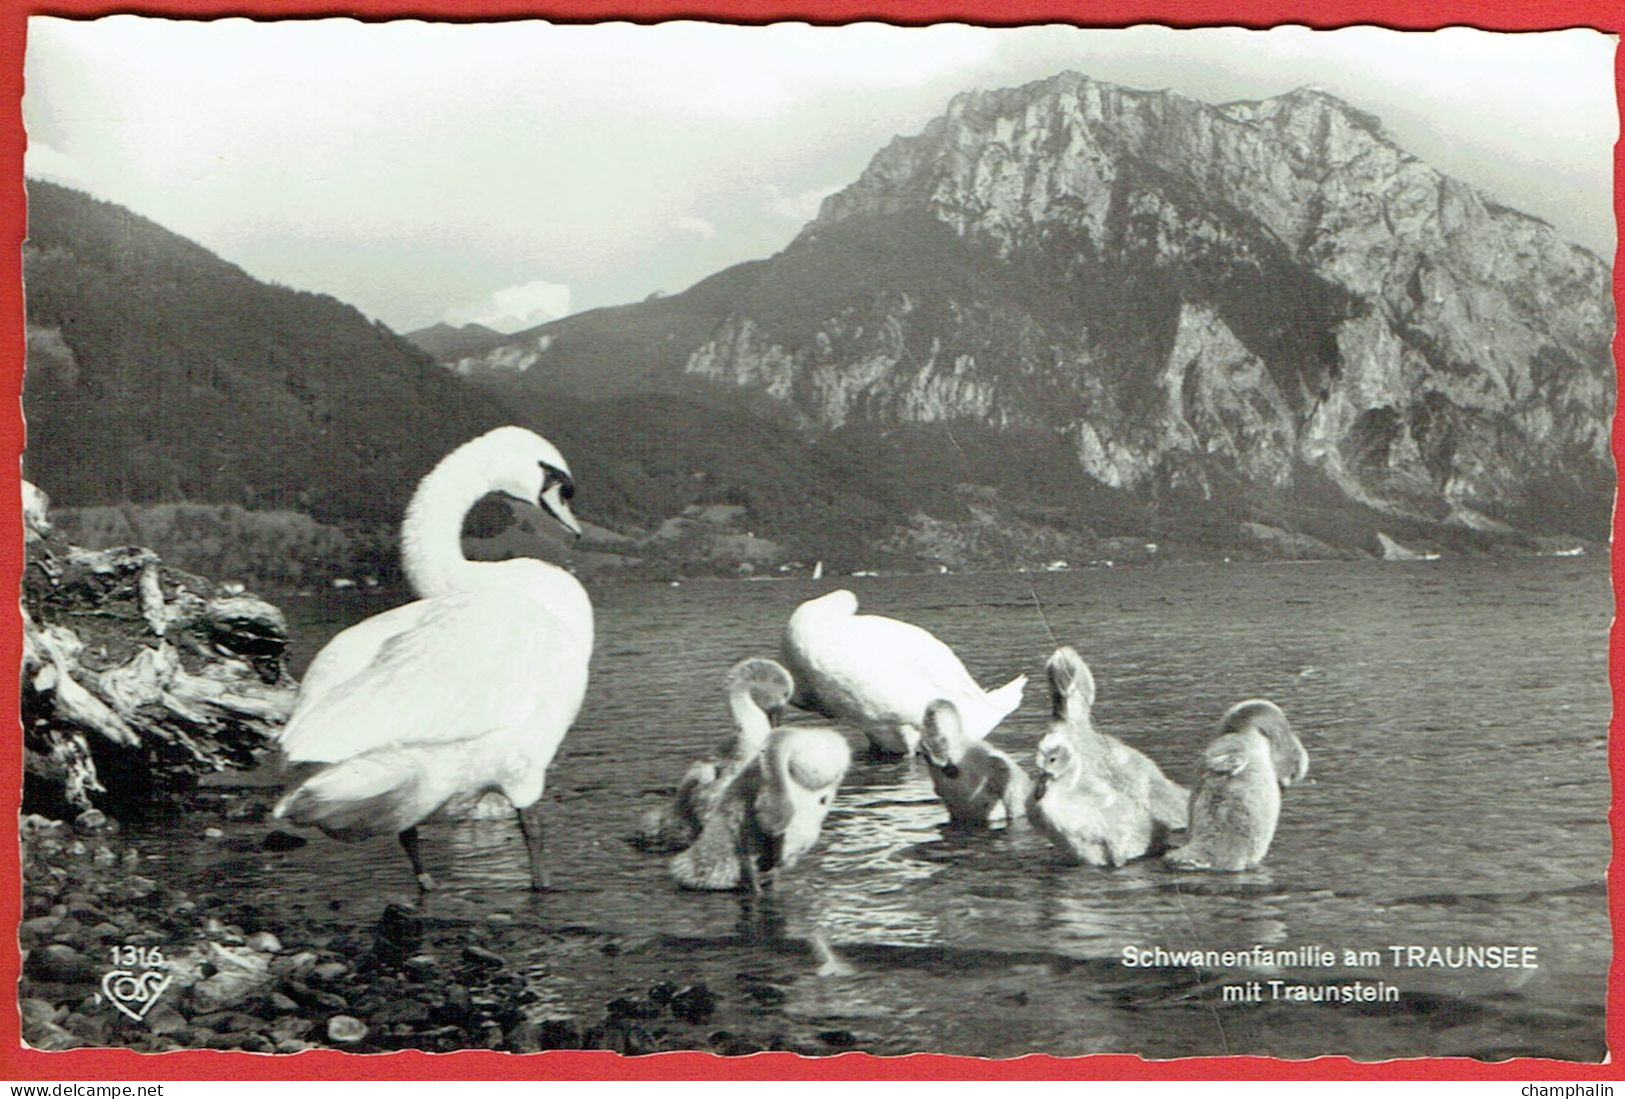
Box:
21, 484, 296, 817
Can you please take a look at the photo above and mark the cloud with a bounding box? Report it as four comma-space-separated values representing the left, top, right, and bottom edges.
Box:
444, 279, 572, 333
24, 141, 97, 191
24, 19, 1616, 328
675, 215, 715, 238
566, 22, 1003, 119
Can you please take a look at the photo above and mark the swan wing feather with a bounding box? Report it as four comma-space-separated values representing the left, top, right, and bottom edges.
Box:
279, 591, 565, 764
1198, 732, 1254, 777
279, 599, 437, 734
828, 614, 987, 699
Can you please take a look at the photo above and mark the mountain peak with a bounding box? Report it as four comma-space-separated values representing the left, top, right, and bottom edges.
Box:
450, 69, 1613, 557
405, 320, 506, 361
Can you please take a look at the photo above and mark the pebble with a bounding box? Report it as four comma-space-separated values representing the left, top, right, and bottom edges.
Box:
269, 1016, 314, 1041
20, 915, 62, 942
261, 830, 307, 852
24, 1020, 83, 1051
193, 1011, 263, 1034
267, 992, 300, 1013
327, 1015, 368, 1044
284, 980, 347, 1012
145, 1006, 189, 1037
19, 999, 56, 1030
74, 809, 113, 833
403, 955, 439, 981
439, 984, 473, 1024
203, 827, 225, 840
504, 1018, 580, 1053
311, 961, 348, 982
710, 1030, 764, 1056
24, 944, 100, 983
742, 982, 787, 1007
461, 945, 506, 968
476, 1020, 504, 1050
202, 1031, 253, 1051
607, 996, 661, 1021
271, 950, 319, 979
246, 932, 282, 954
670, 983, 717, 1023
20, 814, 66, 838
585, 1020, 656, 1056
203, 916, 243, 942
372, 999, 432, 1027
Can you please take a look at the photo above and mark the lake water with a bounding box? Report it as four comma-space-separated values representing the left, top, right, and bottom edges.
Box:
131, 558, 1612, 1060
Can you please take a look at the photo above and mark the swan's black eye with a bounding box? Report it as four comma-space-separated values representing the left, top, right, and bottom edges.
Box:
540, 462, 576, 501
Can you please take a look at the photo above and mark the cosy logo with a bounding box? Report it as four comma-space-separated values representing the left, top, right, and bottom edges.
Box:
101, 946, 170, 1021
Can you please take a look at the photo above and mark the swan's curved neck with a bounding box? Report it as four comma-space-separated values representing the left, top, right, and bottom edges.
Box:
728, 691, 773, 758
401, 449, 493, 598
763, 733, 794, 794
1059, 708, 1109, 760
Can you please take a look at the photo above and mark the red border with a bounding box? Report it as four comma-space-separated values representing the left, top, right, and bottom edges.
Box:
0, 0, 1620, 1082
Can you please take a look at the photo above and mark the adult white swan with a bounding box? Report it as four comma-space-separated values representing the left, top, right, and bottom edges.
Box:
781, 589, 1026, 755
272, 426, 593, 891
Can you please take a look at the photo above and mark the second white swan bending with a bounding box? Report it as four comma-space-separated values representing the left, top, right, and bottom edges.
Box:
272, 426, 593, 891
780, 589, 1027, 755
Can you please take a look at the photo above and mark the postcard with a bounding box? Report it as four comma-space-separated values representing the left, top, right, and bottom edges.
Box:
7, 8, 1620, 1081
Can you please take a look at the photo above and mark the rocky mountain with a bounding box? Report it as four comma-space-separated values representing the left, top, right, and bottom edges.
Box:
404, 320, 506, 361
19, 182, 949, 581
451, 73, 1615, 552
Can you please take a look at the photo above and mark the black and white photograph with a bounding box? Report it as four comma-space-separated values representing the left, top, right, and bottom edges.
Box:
14, 16, 1616, 1063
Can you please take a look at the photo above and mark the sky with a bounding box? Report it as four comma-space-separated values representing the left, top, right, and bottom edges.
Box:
22, 18, 1619, 335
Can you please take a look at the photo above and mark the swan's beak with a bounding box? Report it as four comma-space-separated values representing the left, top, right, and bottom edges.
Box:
766, 706, 784, 729
920, 742, 955, 776
539, 483, 583, 539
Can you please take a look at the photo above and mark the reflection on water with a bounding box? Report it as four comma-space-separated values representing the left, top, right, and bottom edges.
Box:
130, 558, 1610, 1060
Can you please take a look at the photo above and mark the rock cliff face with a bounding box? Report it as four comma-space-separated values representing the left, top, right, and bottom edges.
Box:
455, 73, 1615, 548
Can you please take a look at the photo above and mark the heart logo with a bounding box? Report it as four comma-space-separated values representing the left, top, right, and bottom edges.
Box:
101, 969, 172, 1022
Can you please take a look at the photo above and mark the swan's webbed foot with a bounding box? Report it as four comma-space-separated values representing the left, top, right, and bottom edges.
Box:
810, 930, 854, 978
